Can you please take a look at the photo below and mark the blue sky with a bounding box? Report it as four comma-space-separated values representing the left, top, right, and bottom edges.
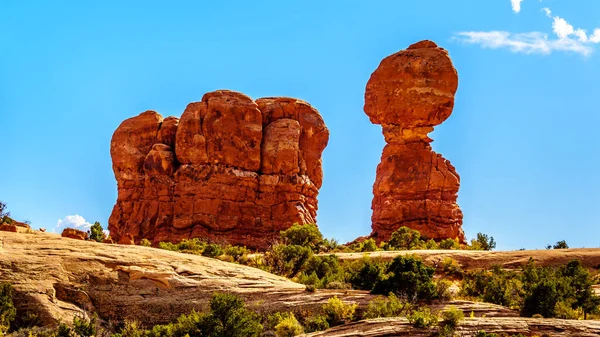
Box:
1, 1, 599, 250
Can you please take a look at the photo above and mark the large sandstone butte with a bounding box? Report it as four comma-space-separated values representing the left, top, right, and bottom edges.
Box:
108, 90, 329, 249
365, 40, 465, 243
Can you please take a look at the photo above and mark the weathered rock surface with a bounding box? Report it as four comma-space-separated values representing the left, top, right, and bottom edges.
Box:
0, 231, 349, 327
61, 228, 88, 240
365, 40, 464, 243
333, 248, 600, 271
108, 91, 329, 249
304, 317, 600, 337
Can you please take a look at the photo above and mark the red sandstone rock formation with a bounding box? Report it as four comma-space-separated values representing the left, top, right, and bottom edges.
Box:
365, 40, 465, 243
0, 221, 32, 234
61, 228, 89, 240
108, 91, 329, 249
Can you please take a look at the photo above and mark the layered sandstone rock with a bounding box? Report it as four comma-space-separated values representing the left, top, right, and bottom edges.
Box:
108, 91, 329, 249
61, 228, 88, 240
365, 41, 465, 243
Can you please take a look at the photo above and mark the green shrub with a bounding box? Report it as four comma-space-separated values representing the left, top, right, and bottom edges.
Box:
274, 313, 303, 337
201, 244, 223, 258
158, 238, 208, 254
424, 239, 439, 250
297, 255, 343, 288
0, 202, 10, 225
140, 239, 152, 247
461, 266, 523, 309
407, 307, 438, 329
436, 279, 453, 301
280, 223, 323, 252
88, 222, 106, 242
345, 257, 388, 291
373, 256, 437, 303
265, 244, 312, 277
463, 259, 600, 319
358, 238, 378, 252
319, 238, 340, 253
223, 245, 249, 262
438, 238, 460, 250
441, 257, 462, 278
117, 320, 144, 337
470, 233, 496, 251
303, 315, 329, 333
554, 300, 582, 319
0, 283, 16, 334
322, 296, 357, 326
363, 294, 410, 319
304, 255, 342, 280
440, 306, 463, 328
73, 315, 97, 337
158, 241, 180, 251
199, 293, 263, 337
553, 240, 569, 249
386, 227, 423, 250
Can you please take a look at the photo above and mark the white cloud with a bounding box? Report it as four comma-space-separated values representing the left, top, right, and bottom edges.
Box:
591, 29, 600, 43
542, 8, 552, 18
456, 6, 600, 56
55, 214, 92, 233
511, 0, 524, 13
456, 31, 592, 56
552, 17, 575, 39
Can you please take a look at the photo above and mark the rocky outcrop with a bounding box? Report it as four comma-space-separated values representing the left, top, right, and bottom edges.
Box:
61, 228, 88, 240
0, 221, 31, 234
108, 91, 329, 249
365, 40, 464, 243
0, 231, 365, 327
304, 317, 600, 337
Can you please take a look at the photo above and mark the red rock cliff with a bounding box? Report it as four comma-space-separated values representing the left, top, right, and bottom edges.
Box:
364, 40, 465, 243
108, 91, 329, 249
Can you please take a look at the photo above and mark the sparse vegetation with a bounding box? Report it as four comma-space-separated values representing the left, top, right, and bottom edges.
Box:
273, 313, 303, 337
88, 222, 106, 242
553, 240, 569, 249
407, 307, 438, 329
303, 314, 329, 333
0, 202, 12, 224
373, 255, 437, 303
461, 259, 600, 319
469, 233, 496, 251
363, 293, 410, 319
321, 296, 357, 326
0, 283, 16, 334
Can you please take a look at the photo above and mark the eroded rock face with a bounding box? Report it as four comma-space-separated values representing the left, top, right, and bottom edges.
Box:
108, 90, 329, 249
365, 41, 465, 243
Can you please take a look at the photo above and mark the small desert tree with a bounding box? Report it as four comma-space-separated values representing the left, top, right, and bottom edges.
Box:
471, 233, 496, 251
0, 202, 10, 224
88, 222, 106, 242
553, 240, 569, 249
280, 223, 323, 252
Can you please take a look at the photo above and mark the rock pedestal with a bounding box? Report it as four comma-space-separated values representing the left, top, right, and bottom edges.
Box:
365, 41, 465, 243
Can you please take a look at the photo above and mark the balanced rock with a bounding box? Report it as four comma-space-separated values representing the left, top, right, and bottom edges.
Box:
365, 41, 465, 243
108, 90, 329, 250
